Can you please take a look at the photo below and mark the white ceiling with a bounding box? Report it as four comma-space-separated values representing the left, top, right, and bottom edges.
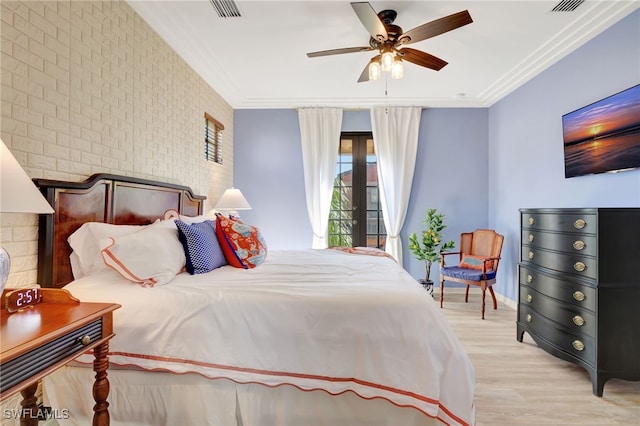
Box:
127, 0, 639, 109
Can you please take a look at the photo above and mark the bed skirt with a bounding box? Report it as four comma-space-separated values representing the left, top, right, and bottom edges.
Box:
44, 366, 440, 426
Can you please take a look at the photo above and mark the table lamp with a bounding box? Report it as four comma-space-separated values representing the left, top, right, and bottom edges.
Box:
0, 139, 54, 293
214, 187, 251, 218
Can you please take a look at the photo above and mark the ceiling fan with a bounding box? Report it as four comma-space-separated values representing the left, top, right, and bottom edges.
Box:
306, 2, 473, 82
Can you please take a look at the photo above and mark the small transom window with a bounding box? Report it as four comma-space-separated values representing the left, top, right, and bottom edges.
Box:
205, 112, 224, 164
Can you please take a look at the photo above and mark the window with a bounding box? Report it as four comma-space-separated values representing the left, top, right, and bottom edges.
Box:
205, 112, 223, 164
328, 132, 386, 248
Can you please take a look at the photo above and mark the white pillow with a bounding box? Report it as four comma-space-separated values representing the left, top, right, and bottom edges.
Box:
100, 219, 185, 287
68, 222, 145, 278
163, 209, 211, 224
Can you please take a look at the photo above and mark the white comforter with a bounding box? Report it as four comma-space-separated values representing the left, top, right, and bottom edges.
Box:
64, 249, 475, 426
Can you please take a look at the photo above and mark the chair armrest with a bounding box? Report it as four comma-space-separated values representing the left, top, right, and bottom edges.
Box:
440, 251, 461, 266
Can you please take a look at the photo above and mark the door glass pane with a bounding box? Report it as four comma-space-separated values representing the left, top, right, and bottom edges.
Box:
366, 138, 377, 186
329, 138, 355, 247
329, 134, 385, 248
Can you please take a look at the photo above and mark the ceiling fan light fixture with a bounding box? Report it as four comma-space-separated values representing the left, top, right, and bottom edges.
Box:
391, 57, 404, 79
369, 61, 381, 81
381, 49, 394, 72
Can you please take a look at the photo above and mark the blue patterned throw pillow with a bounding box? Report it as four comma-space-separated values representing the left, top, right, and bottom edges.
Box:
175, 219, 227, 274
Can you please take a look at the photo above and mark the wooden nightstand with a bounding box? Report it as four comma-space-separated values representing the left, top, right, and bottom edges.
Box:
0, 288, 120, 426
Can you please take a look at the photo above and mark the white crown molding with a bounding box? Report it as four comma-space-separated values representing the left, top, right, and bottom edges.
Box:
478, 1, 640, 106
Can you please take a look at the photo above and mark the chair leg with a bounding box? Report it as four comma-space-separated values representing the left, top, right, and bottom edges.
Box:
481, 288, 486, 320
488, 286, 498, 310
440, 278, 444, 308
464, 285, 470, 303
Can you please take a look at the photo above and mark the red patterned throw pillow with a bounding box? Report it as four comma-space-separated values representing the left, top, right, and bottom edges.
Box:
215, 214, 267, 269
459, 254, 493, 271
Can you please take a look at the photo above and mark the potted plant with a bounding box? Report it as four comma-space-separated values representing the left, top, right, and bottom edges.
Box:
408, 208, 455, 295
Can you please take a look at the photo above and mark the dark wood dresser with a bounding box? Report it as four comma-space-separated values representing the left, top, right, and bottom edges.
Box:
517, 208, 640, 396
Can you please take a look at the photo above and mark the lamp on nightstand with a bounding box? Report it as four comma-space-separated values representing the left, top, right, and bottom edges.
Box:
214, 187, 252, 218
0, 139, 54, 293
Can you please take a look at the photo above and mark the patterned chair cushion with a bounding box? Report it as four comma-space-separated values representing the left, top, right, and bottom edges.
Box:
441, 266, 497, 281
459, 254, 493, 271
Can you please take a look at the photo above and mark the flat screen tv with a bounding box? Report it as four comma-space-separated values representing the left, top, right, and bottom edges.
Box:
562, 83, 640, 178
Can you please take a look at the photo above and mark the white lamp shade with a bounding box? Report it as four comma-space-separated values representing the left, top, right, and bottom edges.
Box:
368, 61, 381, 81
391, 58, 404, 79
381, 50, 394, 72
215, 188, 251, 211
1, 139, 54, 214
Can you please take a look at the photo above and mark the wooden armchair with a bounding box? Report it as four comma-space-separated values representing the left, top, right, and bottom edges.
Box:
439, 229, 504, 319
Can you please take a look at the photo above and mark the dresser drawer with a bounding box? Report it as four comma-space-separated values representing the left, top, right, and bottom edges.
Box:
519, 304, 595, 366
522, 212, 596, 234
521, 230, 597, 256
0, 319, 103, 393
519, 264, 596, 311
519, 285, 595, 337
521, 247, 597, 280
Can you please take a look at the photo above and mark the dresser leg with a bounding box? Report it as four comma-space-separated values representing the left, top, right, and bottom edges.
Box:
92, 341, 111, 426
19, 382, 38, 426
592, 373, 605, 397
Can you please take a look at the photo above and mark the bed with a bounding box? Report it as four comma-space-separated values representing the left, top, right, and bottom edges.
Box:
34, 174, 475, 426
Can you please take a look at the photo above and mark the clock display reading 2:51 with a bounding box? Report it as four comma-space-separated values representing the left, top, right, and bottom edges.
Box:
5, 288, 42, 313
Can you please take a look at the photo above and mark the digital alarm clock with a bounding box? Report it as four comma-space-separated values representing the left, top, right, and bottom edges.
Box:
5, 288, 42, 313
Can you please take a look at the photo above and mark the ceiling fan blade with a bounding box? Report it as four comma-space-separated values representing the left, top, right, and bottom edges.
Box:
351, 2, 388, 42
399, 10, 472, 45
357, 64, 370, 83
357, 55, 380, 82
399, 48, 448, 71
307, 46, 373, 58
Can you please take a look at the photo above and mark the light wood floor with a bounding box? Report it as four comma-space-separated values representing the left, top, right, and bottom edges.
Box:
435, 288, 640, 425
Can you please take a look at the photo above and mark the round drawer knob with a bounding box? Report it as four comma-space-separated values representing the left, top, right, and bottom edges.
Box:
79, 335, 92, 346
573, 219, 586, 229
528, 234, 534, 242
573, 291, 585, 302
528, 217, 535, 225
528, 251, 534, 260
572, 340, 585, 351
573, 262, 586, 272
526, 314, 532, 323
573, 240, 585, 250
526, 294, 533, 303
527, 274, 533, 283
572, 315, 585, 326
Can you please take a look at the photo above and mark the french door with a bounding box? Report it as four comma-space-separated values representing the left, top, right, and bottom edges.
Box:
328, 132, 386, 248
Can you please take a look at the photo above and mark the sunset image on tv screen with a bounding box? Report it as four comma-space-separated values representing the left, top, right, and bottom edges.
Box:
562, 84, 640, 178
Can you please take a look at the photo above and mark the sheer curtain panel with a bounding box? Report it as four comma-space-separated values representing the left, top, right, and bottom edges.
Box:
299, 108, 343, 248
371, 107, 421, 264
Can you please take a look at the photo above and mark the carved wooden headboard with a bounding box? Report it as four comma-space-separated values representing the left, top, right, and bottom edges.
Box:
34, 174, 206, 288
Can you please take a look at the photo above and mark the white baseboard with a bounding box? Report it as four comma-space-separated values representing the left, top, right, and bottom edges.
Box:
495, 292, 517, 310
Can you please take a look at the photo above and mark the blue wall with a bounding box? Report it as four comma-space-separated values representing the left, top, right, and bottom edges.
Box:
234, 108, 489, 282
234, 10, 640, 303
233, 109, 312, 249
488, 9, 640, 301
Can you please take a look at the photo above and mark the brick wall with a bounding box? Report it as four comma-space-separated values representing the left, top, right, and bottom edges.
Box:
0, 1, 234, 288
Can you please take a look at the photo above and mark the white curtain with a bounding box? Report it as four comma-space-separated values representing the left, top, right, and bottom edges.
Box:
298, 108, 343, 248
371, 107, 421, 264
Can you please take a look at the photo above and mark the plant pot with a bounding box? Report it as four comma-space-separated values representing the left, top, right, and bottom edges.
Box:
419, 279, 434, 297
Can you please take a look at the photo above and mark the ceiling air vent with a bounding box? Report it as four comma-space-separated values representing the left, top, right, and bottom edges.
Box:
209, 0, 241, 18
551, 0, 585, 12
